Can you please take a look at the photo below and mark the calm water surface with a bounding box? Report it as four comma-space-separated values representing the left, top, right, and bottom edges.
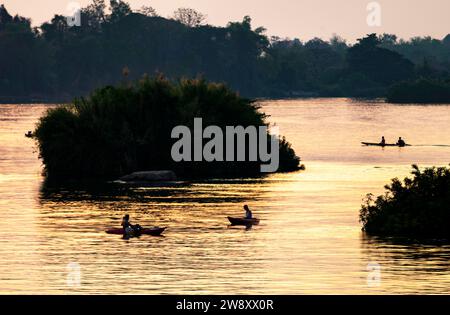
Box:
0, 99, 450, 294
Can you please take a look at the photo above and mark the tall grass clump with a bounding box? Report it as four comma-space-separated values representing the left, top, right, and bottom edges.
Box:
34, 76, 301, 180
360, 165, 450, 238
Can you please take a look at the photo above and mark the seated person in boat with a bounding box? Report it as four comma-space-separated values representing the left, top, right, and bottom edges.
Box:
244, 205, 253, 219
380, 136, 386, 146
397, 137, 406, 147
121, 214, 142, 235
121, 214, 132, 235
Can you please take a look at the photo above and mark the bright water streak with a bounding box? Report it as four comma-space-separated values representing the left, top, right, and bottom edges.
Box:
0, 99, 450, 294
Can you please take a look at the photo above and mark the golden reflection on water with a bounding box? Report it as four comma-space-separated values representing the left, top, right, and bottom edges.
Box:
0, 101, 450, 294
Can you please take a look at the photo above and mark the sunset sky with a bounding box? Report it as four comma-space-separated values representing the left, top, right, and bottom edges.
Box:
2, 0, 449, 42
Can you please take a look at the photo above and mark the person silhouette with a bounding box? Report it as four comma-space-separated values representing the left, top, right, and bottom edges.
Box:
397, 137, 406, 147
121, 214, 142, 236
380, 136, 386, 146
244, 205, 253, 219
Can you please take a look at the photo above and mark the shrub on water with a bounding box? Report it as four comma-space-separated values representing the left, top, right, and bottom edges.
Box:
34, 76, 301, 180
360, 165, 450, 238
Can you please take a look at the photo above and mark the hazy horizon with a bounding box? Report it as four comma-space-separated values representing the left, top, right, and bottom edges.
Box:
1, 0, 449, 42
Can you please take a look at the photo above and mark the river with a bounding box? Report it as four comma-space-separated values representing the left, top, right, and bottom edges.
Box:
0, 99, 449, 294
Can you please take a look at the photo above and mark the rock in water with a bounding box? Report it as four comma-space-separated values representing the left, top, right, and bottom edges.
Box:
119, 170, 177, 182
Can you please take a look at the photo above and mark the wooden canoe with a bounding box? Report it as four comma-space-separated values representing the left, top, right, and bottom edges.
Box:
361, 142, 410, 147
227, 217, 260, 226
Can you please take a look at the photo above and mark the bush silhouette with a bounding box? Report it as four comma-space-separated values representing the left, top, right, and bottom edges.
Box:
34, 76, 301, 180
360, 165, 450, 238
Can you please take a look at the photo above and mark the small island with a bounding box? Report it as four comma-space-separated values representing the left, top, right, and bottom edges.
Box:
33, 76, 301, 181
387, 79, 450, 103
360, 165, 450, 239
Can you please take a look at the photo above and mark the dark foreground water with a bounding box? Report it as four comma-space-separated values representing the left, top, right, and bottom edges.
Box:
0, 99, 450, 294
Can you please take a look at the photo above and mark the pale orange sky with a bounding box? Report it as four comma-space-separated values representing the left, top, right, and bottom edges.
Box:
1, 0, 449, 42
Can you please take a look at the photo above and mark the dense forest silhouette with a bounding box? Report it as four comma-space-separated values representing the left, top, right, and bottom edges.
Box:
1, 1, 450, 101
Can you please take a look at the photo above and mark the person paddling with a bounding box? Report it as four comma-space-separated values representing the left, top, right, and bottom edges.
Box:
397, 137, 406, 147
121, 214, 142, 236
380, 136, 386, 146
244, 205, 253, 219
121, 214, 133, 235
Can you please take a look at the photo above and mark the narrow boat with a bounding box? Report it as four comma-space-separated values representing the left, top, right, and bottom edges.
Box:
361, 142, 410, 147
106, 227, 166, 236
227, 217, 260, 226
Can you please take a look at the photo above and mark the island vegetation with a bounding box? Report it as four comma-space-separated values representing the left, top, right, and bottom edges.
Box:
1, 1, 450, 101
34, 76, 301, 180
360, 165, 450, 239
387, 78, 450, 103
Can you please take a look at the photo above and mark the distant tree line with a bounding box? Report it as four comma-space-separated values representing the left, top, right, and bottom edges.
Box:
1, 1, 449, 101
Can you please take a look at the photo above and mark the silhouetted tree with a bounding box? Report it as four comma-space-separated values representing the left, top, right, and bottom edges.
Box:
82, 0, 107, 28
379, 33, 397, 45
109, 0, 131, 23
138, 6, 158, 17
172, 8, 206, 27
0, 5, 54, 97
329, 34, 348, 55
347, 33, 414, 86
0, 4, 13, 28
